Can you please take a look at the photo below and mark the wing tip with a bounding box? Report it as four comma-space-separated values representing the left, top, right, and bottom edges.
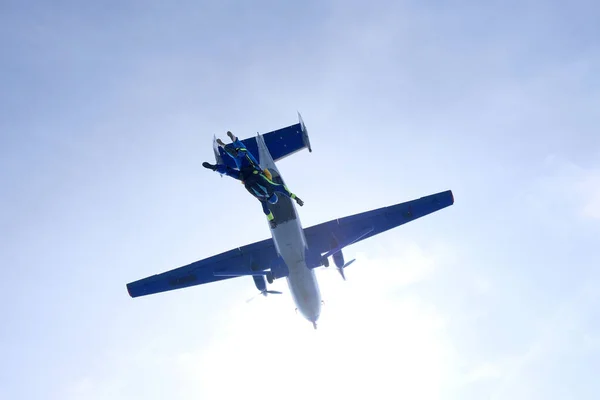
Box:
126, 283, 137, 298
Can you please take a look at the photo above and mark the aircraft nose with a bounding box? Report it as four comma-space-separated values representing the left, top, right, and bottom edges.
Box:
301, 307, 319, 325
308, 314, 319, 329
296, 293, 321, 323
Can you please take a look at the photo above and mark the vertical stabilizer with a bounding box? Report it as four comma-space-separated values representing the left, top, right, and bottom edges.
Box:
298, 112, 312, 152
212, 135, 224, 165
256, 132, 282, 179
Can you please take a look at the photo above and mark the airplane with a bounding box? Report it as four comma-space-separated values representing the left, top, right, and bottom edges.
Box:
126, 114, 454, 329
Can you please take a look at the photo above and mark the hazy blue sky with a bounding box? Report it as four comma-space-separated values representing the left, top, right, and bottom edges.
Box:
1, 1, 599, 399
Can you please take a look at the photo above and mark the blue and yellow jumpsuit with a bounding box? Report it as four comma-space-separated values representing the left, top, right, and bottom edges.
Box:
221, 138, 261, 170
211, 138, 301, 224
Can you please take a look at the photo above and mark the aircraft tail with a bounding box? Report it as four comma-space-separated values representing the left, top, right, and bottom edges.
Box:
213, 113, 312, 168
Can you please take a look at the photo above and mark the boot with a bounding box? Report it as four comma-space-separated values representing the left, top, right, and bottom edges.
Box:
202, 162, 217, 171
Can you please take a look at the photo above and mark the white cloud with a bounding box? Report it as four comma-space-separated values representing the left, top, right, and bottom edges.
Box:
577, 172, 600, 220
583, 333, 600, 351
462, 362, 504, 384
473, 277, 492, 295
64, 377, 95, 400
487, 279, 600, 400
527, 156, 600, 222
346, 242, 437, 289
174, 242, 456, 400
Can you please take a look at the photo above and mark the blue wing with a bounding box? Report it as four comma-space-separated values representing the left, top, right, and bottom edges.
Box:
303, 190, 454, 265
126, 238, 278, 298
215, 113, 311, 169
127, 190, 453, 297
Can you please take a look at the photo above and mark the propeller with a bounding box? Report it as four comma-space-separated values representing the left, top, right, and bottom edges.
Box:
246, 290, 283, 303
337, 259, 356, 281
317, 259, 356, 280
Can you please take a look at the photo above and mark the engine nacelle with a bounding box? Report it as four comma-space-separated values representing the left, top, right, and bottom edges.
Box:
252, 275, 267, 292
333, 251, 345, 268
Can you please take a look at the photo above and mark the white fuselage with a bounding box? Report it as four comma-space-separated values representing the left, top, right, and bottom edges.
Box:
253, 132, 321, 325
270, 218, 322, 324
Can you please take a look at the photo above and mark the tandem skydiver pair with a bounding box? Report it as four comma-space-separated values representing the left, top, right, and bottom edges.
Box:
203, 131, 303, 228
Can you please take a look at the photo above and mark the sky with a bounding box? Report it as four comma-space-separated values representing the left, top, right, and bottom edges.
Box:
1, 0, 599, 399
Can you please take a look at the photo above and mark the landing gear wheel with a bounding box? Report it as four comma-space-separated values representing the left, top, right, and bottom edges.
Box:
322, 257, 329, 268
266, 272, 274, 284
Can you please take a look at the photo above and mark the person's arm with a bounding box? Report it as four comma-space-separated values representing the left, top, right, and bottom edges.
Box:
203, 161, 242, 181
216, 164, 242, 181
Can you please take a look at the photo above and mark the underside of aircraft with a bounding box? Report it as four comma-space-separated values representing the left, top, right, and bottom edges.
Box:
126, 114, 454, 327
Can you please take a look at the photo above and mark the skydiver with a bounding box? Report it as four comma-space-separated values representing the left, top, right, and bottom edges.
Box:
203, 132, 303, 228
216, 131, 261, 171
203, 161, 304, 228
215, 131, 275, 181
207, 131, 305, 207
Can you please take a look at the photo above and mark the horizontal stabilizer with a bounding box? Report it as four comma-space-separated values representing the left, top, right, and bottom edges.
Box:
215, 114, 311, 168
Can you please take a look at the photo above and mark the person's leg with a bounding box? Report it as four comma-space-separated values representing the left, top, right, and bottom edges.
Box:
261, 200, 274, 219
256, 173, 304, 206
221, 141, 254, 170
244, 178, 270, 199
202, 162, 242, 181
243, 177, 277, 227
260, 199, 277, 228
217, 134, 245, 169
230, 136, 261, 168
220, 143, 242, 168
